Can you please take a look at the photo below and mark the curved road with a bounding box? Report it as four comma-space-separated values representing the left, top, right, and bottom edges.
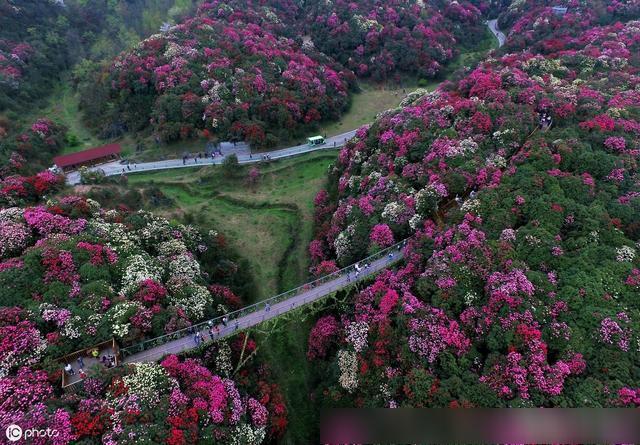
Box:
487, 19, 506, 47
65, 129, 357, 185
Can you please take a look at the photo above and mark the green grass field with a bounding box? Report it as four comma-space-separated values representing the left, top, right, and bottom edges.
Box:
127, 150, 336, 300
316, 78, 429, 137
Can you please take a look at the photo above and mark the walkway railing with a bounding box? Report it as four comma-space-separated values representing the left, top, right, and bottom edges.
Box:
120, 239, 408, 359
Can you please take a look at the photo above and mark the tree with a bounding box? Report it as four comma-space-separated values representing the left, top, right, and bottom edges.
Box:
222, 153, 239, 178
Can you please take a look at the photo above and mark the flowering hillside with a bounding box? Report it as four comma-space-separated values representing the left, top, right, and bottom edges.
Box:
98, 3, 353, 146
0, 194, 288, 442
308, 5, 640, 407
306, 0, 484, 79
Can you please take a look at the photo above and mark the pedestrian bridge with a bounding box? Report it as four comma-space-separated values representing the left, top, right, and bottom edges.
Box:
121, 241, 406, 363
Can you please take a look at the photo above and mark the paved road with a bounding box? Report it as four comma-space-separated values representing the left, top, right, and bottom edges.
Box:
487, 19, 506, 47
65, 129, 358, 185
124, 244, 403, 363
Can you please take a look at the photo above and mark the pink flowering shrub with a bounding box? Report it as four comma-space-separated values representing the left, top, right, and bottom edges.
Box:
307, 315, 340, 360
369, 224, 394, 249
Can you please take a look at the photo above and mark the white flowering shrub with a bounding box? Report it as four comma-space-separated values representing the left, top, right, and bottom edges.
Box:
345, 321, 369, 353
121, 254, 163, 295
616, 246, 636, 262
121, 363, 171, 405
337, 349, 358, 393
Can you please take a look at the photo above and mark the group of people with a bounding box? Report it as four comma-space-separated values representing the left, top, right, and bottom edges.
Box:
539, 111, 552, 129
181, 149, 225, 165
349, 262, 371, 281
63, 351, 116, 381
101, 354, 116, 368
64, 350, 116, 380
121, 163, 137, 173
190, 321, 224, 346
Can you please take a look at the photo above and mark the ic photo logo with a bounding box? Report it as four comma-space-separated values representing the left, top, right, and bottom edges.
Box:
5, 424, 59, 442
5, 425, 22, 442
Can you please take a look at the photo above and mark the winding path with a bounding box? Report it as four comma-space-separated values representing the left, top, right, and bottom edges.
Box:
122, 242, 405, 363
487, 19, 506, 48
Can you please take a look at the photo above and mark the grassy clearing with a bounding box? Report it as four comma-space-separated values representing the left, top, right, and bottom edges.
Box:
26, 81, 137, 157
317, 77, 429, 137
441, 26, 500, 76
127, 150, 337, 300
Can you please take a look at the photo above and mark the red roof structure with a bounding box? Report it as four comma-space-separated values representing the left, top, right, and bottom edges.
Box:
53, 143, 121, 170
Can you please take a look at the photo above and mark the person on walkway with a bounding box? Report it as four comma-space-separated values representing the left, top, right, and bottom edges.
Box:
222, 316, 228, 327
388, 252, 394, 260
77, 356, 84, 368
182, 157, 186, 165
193, 333, 201, 346
64, 363, 74, 375
265, 302, 271, 312
127, 165, 131, 171
234, 320, 239, 331
79, 369, 87, 380
209, 326, 216, 338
